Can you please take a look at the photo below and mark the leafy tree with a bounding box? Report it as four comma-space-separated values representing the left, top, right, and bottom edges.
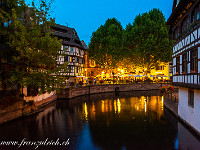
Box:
0, 0, 19, 95
123, 9, 173, 74
88, 18, 123, 71
0, 0, 68, 97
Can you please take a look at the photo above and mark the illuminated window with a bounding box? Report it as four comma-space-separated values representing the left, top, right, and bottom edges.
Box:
89, 60, 96, 67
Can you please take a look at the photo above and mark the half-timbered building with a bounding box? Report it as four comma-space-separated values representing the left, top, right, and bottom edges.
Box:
167, 0, 200, 133
52, 24, 86, 82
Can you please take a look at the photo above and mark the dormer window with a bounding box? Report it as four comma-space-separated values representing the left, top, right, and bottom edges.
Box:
173, 27, 179, 39
181, 16, 189, 34
191, 10, 195, 23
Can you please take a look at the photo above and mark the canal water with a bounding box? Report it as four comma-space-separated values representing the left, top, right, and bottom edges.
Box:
0, 91, 200, 150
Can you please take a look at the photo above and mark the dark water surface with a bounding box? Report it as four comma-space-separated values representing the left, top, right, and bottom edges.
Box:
0, 91, 200, 150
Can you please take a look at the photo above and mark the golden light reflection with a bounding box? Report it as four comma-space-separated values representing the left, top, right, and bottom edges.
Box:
117, 99, 121, 114
145, 102, 147, 113
101, 100, 105, 112
161, 96, 164, 110
105, 100, 108, 112
114, 100, 117, 113
84, 103, 88, 121
91, 102, 96, 119
109, 100, 112, 111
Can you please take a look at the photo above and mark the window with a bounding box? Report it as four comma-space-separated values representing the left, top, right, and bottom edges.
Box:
91, 71, 94, 76
193, 4, 200, 22
80, 58, 82, 64
181, 16, 189, 33
182, 53, 187, 73
71, 47, 74, 52
191, 10, 195, 23
176, 56, 180, 74
188, 89, 194, 108
63, 46, 67, 50
70, 57, 72, 62
64, 56, 68, 62
190, 49, 198, 72
68, 66, 71, 72
173, 27, 179, 39
79, 50, 81, 56
89, 60, 96, 67
156, 65, 164, 70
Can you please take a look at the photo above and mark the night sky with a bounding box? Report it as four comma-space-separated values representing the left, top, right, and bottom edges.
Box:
27, 0, 174, 45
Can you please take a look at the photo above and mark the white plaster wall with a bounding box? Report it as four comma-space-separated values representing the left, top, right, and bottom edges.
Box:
24, 91, 56, 102
178, 122, 200, 150
178, 87, 200, 133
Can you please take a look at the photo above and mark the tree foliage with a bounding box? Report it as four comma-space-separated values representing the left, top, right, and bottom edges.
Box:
123, 9, 173, 72
0, 0, 68, 95
88, 18, 123, 69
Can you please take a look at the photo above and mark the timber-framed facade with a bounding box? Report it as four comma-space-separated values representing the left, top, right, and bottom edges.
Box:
167, 0, 200, 135
52, 24, 86, 80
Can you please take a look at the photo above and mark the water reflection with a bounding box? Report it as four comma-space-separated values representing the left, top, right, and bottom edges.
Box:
0, 91, 199, 150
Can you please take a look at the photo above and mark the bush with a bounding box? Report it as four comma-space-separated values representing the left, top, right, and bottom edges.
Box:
167, 85, 174, 92
160, 86, 167, 94
89, 81, 93, 85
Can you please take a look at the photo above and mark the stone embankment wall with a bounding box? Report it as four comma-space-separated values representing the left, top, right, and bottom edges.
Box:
58, 83, 170, 99
0, 94, 57, 125
0, 83, 170, 125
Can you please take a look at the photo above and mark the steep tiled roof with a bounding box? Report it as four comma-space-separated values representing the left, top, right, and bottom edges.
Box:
52, 24, 84, 49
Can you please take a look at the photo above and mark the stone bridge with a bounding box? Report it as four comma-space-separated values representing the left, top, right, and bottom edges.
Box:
58, 83, 170, 99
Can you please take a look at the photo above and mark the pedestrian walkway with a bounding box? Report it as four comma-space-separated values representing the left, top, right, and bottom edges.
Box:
164, 92, 178, 117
